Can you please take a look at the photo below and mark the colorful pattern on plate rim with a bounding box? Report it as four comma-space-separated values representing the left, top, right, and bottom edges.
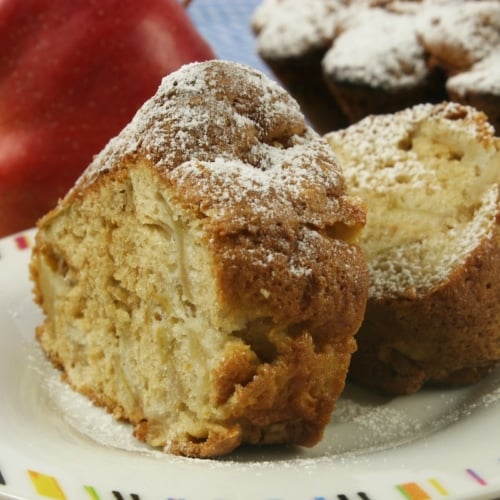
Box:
0, 462, 499, 499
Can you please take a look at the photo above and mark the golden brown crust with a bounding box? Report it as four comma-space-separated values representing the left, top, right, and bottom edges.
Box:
218, 329, 357, 447
160, 424, 243, 459
350, 227, 500, 394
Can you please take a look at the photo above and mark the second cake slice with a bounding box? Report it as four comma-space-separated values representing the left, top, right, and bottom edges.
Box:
326, 102, 500, 394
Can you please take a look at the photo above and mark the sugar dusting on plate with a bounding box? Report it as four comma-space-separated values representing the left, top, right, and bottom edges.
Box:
26, 338, 500, 467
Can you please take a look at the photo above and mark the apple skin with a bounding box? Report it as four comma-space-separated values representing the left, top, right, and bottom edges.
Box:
0, 0, 215, 236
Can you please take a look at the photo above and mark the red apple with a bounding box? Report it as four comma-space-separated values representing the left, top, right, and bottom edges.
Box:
0, 0, 215, 236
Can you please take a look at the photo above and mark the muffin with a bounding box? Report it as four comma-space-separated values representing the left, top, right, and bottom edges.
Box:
252, 0, 500, 134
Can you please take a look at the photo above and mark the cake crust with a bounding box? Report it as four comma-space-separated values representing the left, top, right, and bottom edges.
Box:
351, 226, 500, 394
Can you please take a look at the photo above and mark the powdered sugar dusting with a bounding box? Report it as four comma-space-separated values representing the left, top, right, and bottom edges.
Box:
447, 53, 500, 96
326, 102, 499, 298
59, 60, 364, 311
327, 102, 492, 181
252, 0, 344, 59
65, 60, 360, 264
416, 0, 500, 69
25, 338, 500, 465
76, 60, 344, 200
252, 0, 500, 101
326, 102, 497, 191
323, 7, 428, 89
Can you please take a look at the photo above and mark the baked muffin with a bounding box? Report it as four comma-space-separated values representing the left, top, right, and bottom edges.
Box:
251, 0, 500, 134
251, 0, 350, 133
326, 102, 500, 394
30, 61, 368, 457
446, 53, 500, 136
416, 0, 500, 132
321, 3, 446, 124
416, 0, 500, 75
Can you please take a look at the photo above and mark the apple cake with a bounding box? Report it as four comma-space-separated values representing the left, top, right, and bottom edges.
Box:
30, 60, 369, 457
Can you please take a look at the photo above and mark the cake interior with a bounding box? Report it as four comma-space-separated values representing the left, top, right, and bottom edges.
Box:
34, 161, 269, 452
328, 116, 499, 299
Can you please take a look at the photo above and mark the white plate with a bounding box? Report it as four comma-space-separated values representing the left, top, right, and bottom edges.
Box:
1, 229, 500, 500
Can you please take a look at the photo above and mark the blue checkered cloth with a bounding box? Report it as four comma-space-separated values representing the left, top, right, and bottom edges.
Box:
187, 0, 274, 79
